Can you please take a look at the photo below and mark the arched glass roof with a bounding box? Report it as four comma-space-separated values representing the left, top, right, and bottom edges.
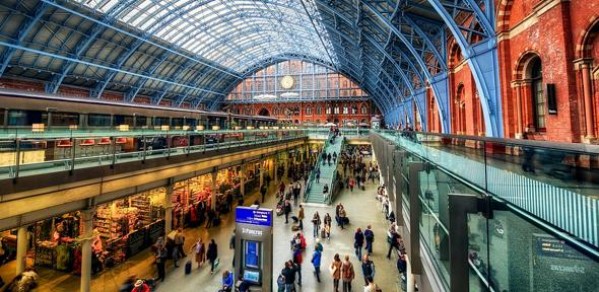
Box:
76, 0, 337, 71
0, 0, 497, 129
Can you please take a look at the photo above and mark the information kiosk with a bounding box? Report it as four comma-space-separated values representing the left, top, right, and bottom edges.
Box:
234, 206, 274, 292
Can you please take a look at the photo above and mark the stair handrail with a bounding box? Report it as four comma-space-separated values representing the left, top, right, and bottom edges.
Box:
304, 131, 333, 202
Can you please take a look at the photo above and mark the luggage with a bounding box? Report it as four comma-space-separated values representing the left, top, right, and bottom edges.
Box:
291, 224, 301, 231
276, 207, 284, 216
341, 217, 350, 225
321, 229, 326, 238
185, 260, 192, 275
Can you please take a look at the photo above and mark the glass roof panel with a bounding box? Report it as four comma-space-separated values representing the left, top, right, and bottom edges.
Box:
73, 0, 338, 72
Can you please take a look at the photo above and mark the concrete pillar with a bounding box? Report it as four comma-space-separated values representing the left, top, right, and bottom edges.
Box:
274, 158, 279, 185
406, 254, 415, 292
283, 154, 289, 179
15, 227, 28, 274
164, 181, 174, 235
80, 209, 94, 292
581, 62, 596, 138
211, 171, 218, 211
239, 166, 245, 196
259, 164, 264, 188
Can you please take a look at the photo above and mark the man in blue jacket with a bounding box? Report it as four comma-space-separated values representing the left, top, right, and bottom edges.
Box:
311, 247, 322, 283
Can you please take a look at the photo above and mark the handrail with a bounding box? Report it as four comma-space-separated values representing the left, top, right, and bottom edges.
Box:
372, 129, 599, 154
305, 132, 333, 202
0, 131, 308, 181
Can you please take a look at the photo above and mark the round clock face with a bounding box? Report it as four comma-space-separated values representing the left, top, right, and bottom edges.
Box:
280, 75, 295, 89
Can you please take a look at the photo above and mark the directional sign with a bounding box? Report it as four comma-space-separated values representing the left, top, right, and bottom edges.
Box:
235, 207, 273, 227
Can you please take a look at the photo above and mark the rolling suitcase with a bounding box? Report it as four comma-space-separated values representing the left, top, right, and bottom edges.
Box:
320, 229, 326, 238
185, 260, 192, 275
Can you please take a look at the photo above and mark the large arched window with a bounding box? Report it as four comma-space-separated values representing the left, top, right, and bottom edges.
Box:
529, 58, 545, 131
305, 106, 312, 115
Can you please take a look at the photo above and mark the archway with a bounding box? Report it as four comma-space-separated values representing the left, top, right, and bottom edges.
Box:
258, 108, 270, 116
579, 20, 599, 138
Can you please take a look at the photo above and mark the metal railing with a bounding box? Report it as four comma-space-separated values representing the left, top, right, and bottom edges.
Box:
0, 129, 307, 180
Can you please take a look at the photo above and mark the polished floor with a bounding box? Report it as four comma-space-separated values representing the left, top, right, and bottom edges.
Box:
0, 171, 403, 292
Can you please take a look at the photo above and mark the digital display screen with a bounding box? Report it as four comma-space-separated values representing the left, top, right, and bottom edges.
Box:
245, 241, 259, 269
243, 270, 260, 283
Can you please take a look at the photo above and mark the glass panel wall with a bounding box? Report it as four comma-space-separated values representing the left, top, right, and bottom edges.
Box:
226, 60, 368, 101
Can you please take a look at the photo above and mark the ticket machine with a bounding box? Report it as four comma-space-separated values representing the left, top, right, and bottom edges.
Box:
234, 206, 274, 292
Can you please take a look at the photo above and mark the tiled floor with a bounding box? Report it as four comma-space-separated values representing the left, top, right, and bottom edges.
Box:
0, 170, 402, 292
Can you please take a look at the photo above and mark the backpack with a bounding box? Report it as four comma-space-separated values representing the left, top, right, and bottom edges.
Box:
365, 230, 374, 242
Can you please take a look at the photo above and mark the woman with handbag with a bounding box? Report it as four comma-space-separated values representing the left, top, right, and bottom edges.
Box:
329, 253, 342, 292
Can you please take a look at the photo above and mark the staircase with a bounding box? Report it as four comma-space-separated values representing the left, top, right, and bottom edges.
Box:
305, 135, 343, 204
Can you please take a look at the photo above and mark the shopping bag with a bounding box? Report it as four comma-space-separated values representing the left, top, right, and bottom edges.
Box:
214, 258, 220, 269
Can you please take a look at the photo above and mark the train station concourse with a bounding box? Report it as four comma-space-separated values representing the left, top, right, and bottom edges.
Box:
0, 0, 598, 291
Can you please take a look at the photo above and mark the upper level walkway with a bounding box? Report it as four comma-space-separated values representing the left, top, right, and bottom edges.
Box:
374, 130, 599, 254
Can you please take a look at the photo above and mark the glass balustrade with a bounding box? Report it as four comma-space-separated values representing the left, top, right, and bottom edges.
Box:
373, 129, 599, 292
0, 129, 309, 180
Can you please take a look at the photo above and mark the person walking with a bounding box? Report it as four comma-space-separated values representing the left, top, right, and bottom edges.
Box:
312, 211, 321, 238
281, 261, 296, 292
354, 228, 364, 260
260, 183, 268, 203
330, 253, 342, 292
323, 183, 330, 202
311, 246, 322, 283
230, 230, 236, 266
349, 178, 355, 192
327, 153, 332, 166
284, 200, 292, 224
316, 169, 321, 183
266, 173, 272, 187
341, 255, 355, 292
387, 229, 401, 259
293, 246, 303, 287
205, 208, 215, 228
361, 255, 375, 286
298, 204, 305, 230
190, 238, 205, 269
154, 240, 167, 282
207, 239, 218, 274
338, 206, 347, 230
364, 225, 374, 255
174, 228, 186, 259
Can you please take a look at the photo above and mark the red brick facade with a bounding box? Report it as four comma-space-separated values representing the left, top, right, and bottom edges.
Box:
227, 100, 375, 125
424, 0, 599, 142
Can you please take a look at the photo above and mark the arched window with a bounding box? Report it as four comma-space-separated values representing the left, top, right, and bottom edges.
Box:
316, 106, 322, 115
305, 106, 312, 115
361, 106, 368, 114
529, 58, 545, 131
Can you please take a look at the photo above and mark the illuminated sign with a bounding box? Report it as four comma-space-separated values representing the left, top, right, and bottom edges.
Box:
235, 207, 273, 227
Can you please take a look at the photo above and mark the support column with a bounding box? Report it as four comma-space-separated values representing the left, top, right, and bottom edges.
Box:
15, 227, 28, 274
274, 158, 279, 185
164, 179, 174, 235
580, 62, 596, 138
80, 209, 94, 292
239, 166, 245, 197
211, 170, 218, 211
512, 81, 524, 137
283, 154, 289, 179
259, 164, 264, 188
406, 254, 416, 292
407, 162, 424, 274
448, 193, 481, 292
